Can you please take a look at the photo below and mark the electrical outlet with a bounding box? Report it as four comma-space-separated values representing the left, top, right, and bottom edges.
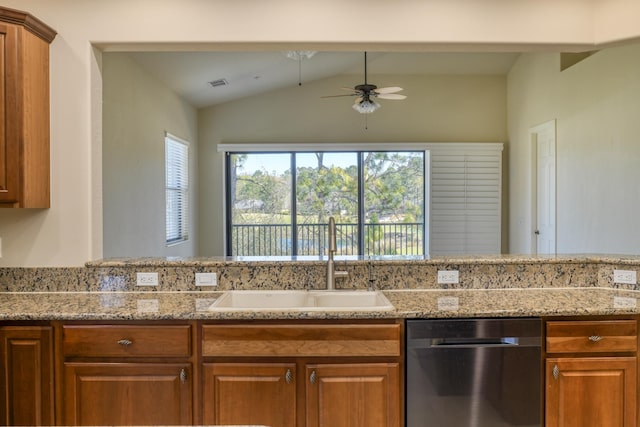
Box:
137, 299, 159, 313
195, 272, 217, 287
437, 270, 459, 284
613, 269, 637, 284
136, 272, 158, 286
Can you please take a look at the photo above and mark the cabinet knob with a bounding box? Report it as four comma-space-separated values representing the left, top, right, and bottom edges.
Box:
117, 339, 133, 346
552, 364, 559, 380
588, 335, 603, 342
285, 369, 293, 384
310, 370, 317, 384
180, 368, 187, 384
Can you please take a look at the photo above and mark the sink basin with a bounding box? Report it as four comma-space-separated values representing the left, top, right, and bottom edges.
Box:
313, 291, 392, 308
211, 290, 314, 309
209, 290, 394, 311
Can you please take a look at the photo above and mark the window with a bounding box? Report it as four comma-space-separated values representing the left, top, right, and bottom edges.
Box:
225, 150, 425, 257
165, 134, 189, 245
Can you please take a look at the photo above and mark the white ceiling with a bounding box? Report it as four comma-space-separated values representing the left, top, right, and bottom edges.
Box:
125, 51, 520, 109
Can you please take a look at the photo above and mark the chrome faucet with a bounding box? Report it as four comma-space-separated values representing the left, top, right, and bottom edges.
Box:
326, 217, 348, 290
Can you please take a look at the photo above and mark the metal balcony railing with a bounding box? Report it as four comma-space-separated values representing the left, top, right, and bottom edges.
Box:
231, 222, 424, 257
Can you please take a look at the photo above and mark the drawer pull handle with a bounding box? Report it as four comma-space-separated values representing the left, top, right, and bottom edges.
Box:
180, 369, 187, 384
552, 364, 559, 380
588, 335, 603, 342
117, 339, 133, 346
285, 369, 293, 384
310, 370, 317, 385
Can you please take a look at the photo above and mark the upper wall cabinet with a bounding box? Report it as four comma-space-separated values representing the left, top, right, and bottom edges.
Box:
0, 6, 56, 208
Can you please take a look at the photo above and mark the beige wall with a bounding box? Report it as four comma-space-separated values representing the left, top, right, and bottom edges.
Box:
0, 0, 639, 266
102, 53, 198, 258
199, 73, 508, 256
507, 42, 640, 254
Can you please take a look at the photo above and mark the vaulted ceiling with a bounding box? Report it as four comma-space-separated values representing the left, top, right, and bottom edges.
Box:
125, 51, 520, 108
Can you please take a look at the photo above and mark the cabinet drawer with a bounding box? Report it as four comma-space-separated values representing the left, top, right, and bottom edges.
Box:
202, 323, 401, 357
63, 325, 192, 357
546, 320, 637, 353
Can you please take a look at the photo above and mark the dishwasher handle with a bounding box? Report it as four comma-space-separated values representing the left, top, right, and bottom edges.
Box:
409, 336, 541, 349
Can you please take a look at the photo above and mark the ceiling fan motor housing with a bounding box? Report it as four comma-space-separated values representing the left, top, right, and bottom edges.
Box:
355, 84, 378, 93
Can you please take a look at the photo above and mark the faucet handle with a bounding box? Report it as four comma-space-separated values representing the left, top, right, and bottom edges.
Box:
334, 270, 349, 279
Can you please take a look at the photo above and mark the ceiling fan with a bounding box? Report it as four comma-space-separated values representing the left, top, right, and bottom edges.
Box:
322, 52, 406, 114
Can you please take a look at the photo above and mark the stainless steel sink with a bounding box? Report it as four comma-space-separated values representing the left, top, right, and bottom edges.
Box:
209, 290, 394, 311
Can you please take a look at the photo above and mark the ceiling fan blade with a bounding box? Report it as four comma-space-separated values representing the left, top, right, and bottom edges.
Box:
354, 96, 363, 104
374, 86, 403, 94
377, 93, 407, 100
321, 94, 356, 98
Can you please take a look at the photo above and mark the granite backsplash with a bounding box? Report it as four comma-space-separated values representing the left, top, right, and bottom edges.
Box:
1, 255, 639, 293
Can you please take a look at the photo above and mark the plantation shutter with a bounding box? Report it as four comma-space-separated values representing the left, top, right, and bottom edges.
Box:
165, 134, 189, 244
429, 143, 502, 255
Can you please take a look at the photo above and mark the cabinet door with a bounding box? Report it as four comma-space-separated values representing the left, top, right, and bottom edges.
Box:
202, 363, 296, 427
0, 23, 20, 205
0, 326, 54, 426
546, 357, 636, 427
306, 363, 400, 427
63, 362, 192, 426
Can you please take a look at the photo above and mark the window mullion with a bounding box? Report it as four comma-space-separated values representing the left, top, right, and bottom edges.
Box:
291, 153, 297, 256
225, 152, 233, 256
358, 152, 365, 256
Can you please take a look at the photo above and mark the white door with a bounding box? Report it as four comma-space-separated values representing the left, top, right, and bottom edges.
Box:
531, 120, 556, 254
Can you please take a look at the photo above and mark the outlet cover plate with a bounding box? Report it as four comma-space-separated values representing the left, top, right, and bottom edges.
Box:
195, 272, 217, 287
136, 272, 158, 286
437, 270, 459, 284
613, 269, 637, 284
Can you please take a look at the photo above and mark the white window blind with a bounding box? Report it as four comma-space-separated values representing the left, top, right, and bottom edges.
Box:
429, 143, 502, 255
165, 134, 189, 245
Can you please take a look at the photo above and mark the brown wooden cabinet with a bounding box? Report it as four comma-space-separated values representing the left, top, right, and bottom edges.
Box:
63, 362, 192, 426
201, 321, 403, 427
60, 323, 194, 426
203, 363, 297, 427
545, 319, 638, 427
0, 6, 55, 208
0, 326, 54, 426
305, 363, 400, 427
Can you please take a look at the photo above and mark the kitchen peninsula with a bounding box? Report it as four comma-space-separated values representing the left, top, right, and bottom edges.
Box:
1, 254, 639, 426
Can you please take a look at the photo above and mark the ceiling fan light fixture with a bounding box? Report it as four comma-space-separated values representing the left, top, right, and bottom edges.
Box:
352, 98, 380, 114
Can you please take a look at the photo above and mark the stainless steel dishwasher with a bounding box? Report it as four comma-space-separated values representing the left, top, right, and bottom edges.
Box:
406, 318, 542, 427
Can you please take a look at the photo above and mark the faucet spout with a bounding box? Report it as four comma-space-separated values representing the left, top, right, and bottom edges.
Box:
326, 217, 348, 290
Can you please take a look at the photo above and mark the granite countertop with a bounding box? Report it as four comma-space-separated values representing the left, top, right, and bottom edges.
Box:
2, 254, 640, 320
0, 287, 638, 321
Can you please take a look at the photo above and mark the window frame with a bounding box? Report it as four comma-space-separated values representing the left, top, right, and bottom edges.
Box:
223, 144, 428, 257
165, 133, 190, 246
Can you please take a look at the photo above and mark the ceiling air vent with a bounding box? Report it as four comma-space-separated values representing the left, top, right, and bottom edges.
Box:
208, 78, 229, 88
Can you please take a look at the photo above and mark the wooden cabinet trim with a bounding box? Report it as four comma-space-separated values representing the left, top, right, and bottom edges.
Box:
546, 320, 638, 353
63, 324, 192, 358
202, 323, 401, 357
0, 6, 56, 42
